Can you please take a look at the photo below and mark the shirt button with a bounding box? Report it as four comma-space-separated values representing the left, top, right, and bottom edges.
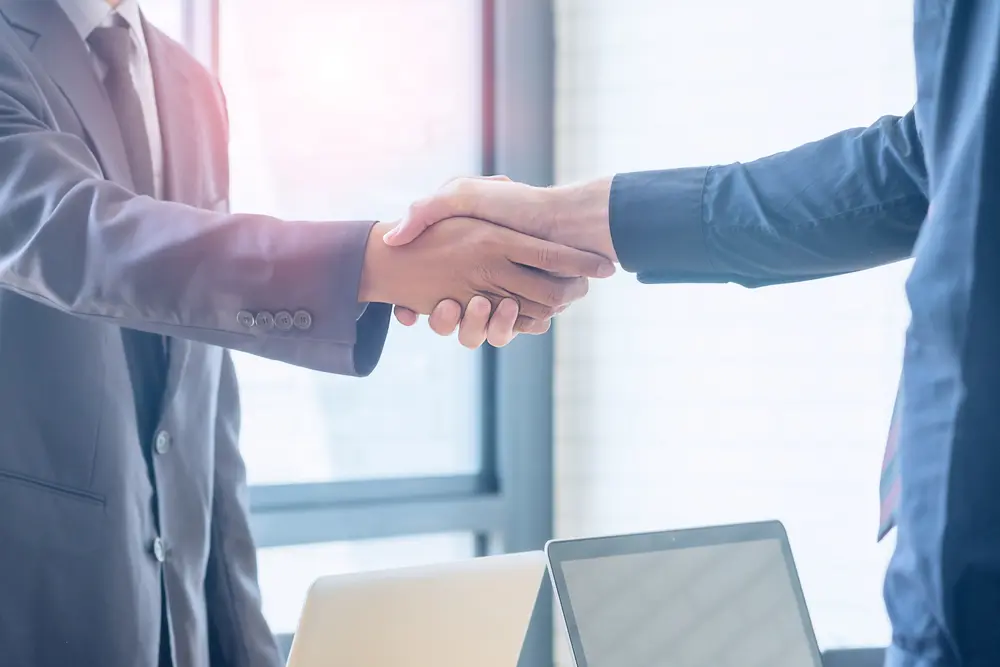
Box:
274, 311, 293, 331
236, 310, 255, 328
292, 310, 312, 330
151, 537, 166, 563
255, 311, 275, 330
154, 430, 171, 455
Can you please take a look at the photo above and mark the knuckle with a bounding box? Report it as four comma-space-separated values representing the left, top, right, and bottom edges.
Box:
476, 264, 497, 285
535, 245, 556, 269
477, 230, 499, 250
535, 303, 558, 319
547, 282, 571, 305
447, 178, 477, 205
533, 214, 556, 243
407, 197, 430, 217
518, 316, 549, 335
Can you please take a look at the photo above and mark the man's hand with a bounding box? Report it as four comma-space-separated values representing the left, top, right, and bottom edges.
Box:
395, 294, 548, 348
361, 217, 612, 339
385, 176, 615, 258
388, 176, 615, 346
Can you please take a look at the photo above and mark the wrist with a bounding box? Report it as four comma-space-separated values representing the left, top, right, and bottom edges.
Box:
359, 221, 398, 304
546, 177, 616, 262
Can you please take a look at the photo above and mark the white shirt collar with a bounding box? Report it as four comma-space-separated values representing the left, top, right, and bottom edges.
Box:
56, 0, 149, 54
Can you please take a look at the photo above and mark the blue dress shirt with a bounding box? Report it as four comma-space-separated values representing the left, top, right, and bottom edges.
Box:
609, 1, 1000, 663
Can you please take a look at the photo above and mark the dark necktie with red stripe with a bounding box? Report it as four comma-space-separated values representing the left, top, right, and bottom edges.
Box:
878, 388, 903, 540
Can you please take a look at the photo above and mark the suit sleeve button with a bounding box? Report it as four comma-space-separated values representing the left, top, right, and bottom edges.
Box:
255, 311, 275, 329
274, 311, 293, 331
292, 310, 312, 330
236, 310, 255, 327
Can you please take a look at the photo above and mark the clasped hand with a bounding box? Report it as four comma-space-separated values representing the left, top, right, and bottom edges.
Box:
374, 175, 616, 348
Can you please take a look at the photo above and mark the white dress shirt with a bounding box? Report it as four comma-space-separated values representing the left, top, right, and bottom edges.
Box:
56, 0, 164, 198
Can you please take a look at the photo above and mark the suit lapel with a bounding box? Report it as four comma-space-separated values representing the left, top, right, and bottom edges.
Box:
0, 0, 135, 190
142, 17, 204, 407
4, 5, 213, 412
142, 17, 200, 205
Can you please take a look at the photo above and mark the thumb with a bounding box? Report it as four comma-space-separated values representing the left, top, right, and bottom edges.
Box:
384, 175, 509, 246
382, 197, 442, 246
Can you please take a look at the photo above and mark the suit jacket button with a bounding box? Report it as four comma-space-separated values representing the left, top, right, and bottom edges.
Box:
293, 310, 312, 330
236, 310, 255, 327
274, 311, 293, 331
154, 430, 171, 455
255, 311, 275, 329
152, 537, 166, 563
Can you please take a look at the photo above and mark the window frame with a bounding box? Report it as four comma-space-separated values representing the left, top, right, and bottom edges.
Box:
182, 1, 556, 665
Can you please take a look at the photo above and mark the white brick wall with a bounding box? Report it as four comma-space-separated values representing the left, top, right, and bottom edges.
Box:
552, 0, 916, 658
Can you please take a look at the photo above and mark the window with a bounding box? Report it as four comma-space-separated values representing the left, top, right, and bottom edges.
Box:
165, 3, 555, 663
554, 0, 913, 653
218, 0, 484, 485
216, 0, 489, 634
140, 0, 183, 42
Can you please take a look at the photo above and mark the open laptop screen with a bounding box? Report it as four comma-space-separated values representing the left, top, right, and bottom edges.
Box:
546, 521, 822, 667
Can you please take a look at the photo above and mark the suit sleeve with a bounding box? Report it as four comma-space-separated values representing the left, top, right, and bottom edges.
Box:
0, 42, 389, 376
205, 350, 282, 667
610, 111, 929, 287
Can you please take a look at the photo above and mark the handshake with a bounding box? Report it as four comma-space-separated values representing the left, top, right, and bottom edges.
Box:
361, 175, 616, 348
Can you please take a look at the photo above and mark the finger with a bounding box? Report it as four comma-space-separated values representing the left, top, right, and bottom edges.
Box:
440, 174, 511, 188
383, 210, 434, 246
507, 237, 616, 279
428, 300, 462, 336
394, 306, 418, 326
515, 315, 551, 335
497, 265, 591, 309
513, 298, 558, 321
384, 195, 448, 246
486, 298, 519, 348
458, 296, 492, 349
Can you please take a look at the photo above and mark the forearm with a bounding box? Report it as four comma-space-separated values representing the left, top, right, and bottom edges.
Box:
3, 175, 390, 374
550, 112, 929, 287
0, 107, 389, 375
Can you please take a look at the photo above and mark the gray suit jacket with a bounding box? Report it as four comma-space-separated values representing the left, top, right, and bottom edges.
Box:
0, 3, 391, 666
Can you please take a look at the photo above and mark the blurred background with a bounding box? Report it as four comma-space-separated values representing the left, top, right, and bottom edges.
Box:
142, 0, 912, 663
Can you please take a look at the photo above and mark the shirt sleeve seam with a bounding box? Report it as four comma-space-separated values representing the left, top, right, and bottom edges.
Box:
699, 167, 721, 273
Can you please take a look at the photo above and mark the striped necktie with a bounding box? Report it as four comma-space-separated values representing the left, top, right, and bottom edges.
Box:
88, 19, 169, 430
878, 388, 903, 540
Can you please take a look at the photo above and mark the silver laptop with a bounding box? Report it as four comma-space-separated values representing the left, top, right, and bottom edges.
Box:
286, 550, 547, 667
545, 520, 823, 667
